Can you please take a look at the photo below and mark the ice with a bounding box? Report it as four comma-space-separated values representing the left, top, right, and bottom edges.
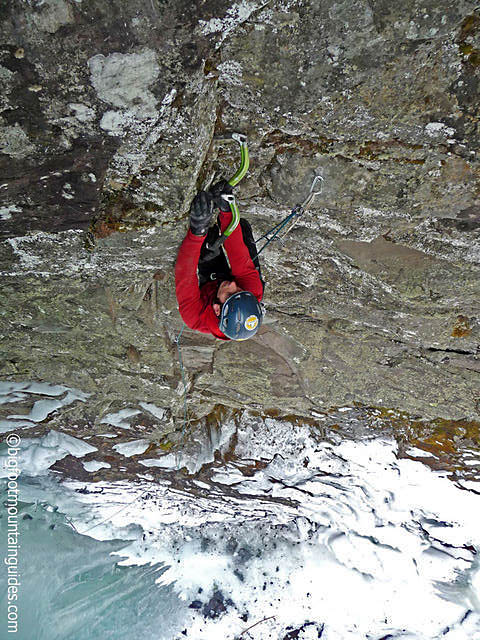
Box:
2, 409, 479, 639
99, 408, 141, 429
139, 455, 177, 469
0, 418, 35, 433
0, 429, 97, 477
0, 392, 28, 405
139, 402, 166, 420
113, 439, 150, 457
83, 460, 112, 472
10, 397, 64, 422
0, 381, 90, 425
0, 381, 66, 396
0, 499, 184, 639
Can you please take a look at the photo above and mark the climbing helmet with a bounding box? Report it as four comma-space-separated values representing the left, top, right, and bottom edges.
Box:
219, 291, 262, 341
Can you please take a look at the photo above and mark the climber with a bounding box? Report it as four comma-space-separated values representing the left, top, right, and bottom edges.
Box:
175, 181, 264, 341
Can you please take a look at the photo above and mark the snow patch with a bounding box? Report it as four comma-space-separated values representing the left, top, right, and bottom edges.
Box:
9, 411, 480, 639
69, 102, 96, 123
217, 60, 243, 85
425, 122, 456, 138
0, 123, 35, 158
0, 204, 22, 220
199, 1, 269, 46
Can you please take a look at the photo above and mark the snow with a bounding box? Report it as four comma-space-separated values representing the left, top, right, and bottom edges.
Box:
406, 445, 435, 457
2, 381, 479, 639
88, 50, 160, 118
425, 122, 456, 138
0, 204, 22, 220
458, 479, 480, 492
199, 1, 269, 47
13, 411, 474, 640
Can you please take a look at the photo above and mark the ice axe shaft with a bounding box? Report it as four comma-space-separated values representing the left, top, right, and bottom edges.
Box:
204, 133, 248, 259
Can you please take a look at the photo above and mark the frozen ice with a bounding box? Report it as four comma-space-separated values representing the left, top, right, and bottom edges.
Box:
83, 460, 112, 472
10, 397, 64, 422
139, 455, 177, 469
113, 439, 150, 457
139, 402, 166, 421
0, 429, 97, 477
100, 408, 141, 429
2, 408, 479, 639
0, 418, 35, 433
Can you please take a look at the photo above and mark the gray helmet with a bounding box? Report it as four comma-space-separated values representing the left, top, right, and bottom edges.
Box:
219, 291, 262, 340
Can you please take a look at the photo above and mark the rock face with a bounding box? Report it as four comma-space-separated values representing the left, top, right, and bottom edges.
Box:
1, 1, 479, 453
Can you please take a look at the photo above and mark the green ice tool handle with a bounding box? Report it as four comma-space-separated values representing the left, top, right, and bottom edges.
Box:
223, 133, 247, 238
205, 195, 239, 256
222, 194, 240, 236
227, 133, 249, 188
204, 133, 247, 257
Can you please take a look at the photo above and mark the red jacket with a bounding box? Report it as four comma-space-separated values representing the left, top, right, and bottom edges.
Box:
175, 210, 263, 339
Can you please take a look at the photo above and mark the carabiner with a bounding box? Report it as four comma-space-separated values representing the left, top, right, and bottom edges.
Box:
300, 174, 324, 210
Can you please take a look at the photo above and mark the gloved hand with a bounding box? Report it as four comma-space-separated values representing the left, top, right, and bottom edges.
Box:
209, 179, 233, 212
189, 191, 213, 236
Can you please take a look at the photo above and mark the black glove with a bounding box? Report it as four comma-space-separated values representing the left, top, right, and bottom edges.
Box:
209, 180, 233, 212
189, 191, 213, 236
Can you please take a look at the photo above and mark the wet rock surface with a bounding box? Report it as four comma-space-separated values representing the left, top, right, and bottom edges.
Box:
0, 0, 479, 471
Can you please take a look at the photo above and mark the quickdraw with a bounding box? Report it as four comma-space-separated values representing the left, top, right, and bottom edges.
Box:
203, 131, 323, 259
255, 174, 324, 256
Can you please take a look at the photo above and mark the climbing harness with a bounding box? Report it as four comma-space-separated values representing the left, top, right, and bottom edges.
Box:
254, 174, 324, 257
